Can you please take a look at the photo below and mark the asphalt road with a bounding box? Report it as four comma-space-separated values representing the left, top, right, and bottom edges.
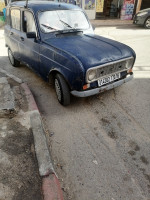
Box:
0, 24, 150, 200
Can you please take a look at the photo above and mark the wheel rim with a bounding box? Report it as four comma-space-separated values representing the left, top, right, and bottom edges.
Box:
145, 19, 150, 28
8, 49, 14, 65
55, 79, 62, 101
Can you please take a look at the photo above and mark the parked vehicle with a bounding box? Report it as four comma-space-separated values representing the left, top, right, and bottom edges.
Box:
133, 8, 150, 29
5, 1, 136, 106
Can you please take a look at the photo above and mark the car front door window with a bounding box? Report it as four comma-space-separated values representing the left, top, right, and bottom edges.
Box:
19, 10, 39, 71
23, 11, 37, 34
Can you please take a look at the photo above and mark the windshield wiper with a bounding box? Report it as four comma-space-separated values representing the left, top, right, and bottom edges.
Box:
56, 29, 83, 35
59, 20, 73, 29
41, 23, 82, 34
41, 24, 58, 31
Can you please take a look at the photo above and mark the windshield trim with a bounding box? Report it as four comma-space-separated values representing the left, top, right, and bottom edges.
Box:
37, 9, 90, 34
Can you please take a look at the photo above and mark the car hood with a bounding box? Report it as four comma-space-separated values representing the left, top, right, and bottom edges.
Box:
44, 34, 134, 70
138, 8, 150, 13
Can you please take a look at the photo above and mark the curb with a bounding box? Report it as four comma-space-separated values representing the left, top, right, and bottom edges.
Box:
21, 83, 39, 112
21, 83, 64, 200
0, 70, 64, 200
30, 110, 55, 176
42, 174, 64, 200
0, 69, 22, 84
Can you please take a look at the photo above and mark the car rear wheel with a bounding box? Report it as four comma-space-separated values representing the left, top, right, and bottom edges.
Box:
8, 48, 20, 67
55, 73, 70, 106
144, 17, 150, 29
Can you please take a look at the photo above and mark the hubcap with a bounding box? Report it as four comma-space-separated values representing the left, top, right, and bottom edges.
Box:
55, 79, 61, 101
8, 49, 14, 65
145, 19, 150, 28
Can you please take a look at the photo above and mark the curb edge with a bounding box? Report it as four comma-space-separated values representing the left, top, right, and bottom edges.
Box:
0, 69, 23, 83
21, 82, 64, 200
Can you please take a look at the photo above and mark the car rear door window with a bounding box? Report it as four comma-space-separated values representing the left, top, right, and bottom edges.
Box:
6, 8, 10, 25
11, 9, 20, 30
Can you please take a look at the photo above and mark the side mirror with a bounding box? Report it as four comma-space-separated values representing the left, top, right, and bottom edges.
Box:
26, 32, 36, 39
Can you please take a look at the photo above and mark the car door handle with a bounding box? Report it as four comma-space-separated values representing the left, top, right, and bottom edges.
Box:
10, 32, 13, 35
20, 37, 24, 41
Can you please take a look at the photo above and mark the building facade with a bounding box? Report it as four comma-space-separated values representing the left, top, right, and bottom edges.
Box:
59, 0, 150, 19
0, 0, 150, 20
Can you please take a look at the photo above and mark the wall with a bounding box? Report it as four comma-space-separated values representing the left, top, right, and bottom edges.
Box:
136, 0, 142, 12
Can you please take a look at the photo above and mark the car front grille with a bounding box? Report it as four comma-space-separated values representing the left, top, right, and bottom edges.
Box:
86, 57, 134, 83
96, 60, 127, 78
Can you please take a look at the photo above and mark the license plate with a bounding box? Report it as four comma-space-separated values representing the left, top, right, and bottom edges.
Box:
98, 73, 120, 87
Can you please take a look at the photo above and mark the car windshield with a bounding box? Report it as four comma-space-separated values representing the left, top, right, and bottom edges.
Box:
38, 10, 90, 33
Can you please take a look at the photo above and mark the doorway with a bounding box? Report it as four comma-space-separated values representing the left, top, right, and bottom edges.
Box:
96, 0, 124, 18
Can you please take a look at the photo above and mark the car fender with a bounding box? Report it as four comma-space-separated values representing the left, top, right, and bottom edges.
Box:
48, 68, 71, 89
41, 43, 86, 91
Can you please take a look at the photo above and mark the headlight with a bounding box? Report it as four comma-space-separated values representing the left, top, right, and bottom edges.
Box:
126, 57, 134, 69
137, 12, 148, 17
88, 70, 96, 81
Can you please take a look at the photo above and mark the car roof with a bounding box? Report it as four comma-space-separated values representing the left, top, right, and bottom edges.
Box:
9, 1, 82, 13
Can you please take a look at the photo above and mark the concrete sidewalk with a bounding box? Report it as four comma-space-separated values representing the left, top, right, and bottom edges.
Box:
90, 19, 133, 27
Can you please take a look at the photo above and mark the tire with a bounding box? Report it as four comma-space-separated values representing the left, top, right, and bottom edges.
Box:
8, 48, 20, 67
144, 17, 150, 29
55, 73, 70, 106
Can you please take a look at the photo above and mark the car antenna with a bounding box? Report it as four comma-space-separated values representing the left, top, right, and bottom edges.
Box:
25, 0, 28, 8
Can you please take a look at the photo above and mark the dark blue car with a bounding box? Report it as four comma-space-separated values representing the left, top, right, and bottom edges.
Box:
5, 1, 136, 106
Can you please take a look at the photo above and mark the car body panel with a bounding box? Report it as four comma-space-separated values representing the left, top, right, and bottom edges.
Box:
19, 32, 40, 72
133, 8, 150, 26
5, 26, 21, 60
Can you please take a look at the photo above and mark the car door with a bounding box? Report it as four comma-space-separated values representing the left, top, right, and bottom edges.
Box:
8, 8, 21, 60
19, 9, 40, 72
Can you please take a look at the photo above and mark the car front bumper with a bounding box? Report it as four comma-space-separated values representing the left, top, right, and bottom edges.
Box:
71, 74, 133, 97
133, 15, 146, 25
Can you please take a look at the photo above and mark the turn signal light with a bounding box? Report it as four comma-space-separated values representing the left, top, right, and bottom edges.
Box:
127, 68, 133, 73
83, 84, 90, 90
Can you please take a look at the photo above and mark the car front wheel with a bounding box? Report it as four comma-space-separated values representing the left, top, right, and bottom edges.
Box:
144, 17, 150, 29
8, 48, 20, 67
55, 73, 70, 106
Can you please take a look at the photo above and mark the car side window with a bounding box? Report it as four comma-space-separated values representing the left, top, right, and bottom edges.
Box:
11, 9, 20, 30
6, 8, 10, 25
23, 11, 37, 34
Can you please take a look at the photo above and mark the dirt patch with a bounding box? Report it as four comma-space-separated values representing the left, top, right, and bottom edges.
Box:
0, 119, 42, 200
108, 130, 118, 139
129, 141, 140, 151
101, 118, 110, 124
140, 156, 149, 165
144, 174, 150, 184
13, 86, 28, 112
128, 150, 136, 156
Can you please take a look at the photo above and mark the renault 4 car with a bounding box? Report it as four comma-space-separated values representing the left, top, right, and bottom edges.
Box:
5, 1, 136, 106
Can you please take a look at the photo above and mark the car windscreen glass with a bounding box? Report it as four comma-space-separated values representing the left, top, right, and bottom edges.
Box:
38, 10, 90, 33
